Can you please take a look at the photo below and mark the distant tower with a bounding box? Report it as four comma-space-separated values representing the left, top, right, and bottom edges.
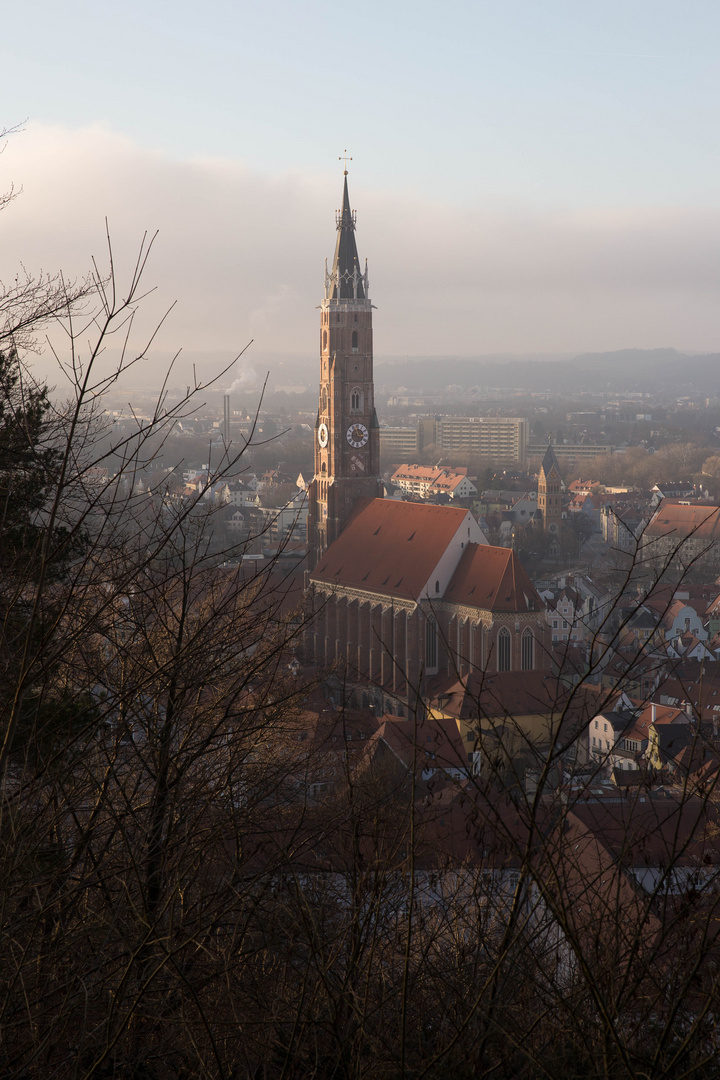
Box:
307, 169, 382, 566
223, 394, 231, 444
537, 441, 563, 537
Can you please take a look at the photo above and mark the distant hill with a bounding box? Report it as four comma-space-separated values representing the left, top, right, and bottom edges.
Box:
375, 349, 720, 395
99, 347, 718, 397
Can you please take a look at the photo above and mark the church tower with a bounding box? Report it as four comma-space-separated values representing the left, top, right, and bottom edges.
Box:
307, 170, 382, 566
537, 441, 563, 537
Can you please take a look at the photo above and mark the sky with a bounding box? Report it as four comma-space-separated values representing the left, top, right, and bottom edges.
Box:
1, 0, 720, 388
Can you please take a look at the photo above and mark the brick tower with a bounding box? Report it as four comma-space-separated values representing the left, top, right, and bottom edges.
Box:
537, 441, 563, 537
307, 170, 382, 567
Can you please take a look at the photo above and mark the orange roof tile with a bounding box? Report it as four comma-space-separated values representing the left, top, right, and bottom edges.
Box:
645, 499, 720, 541
444, 544, 542, 612
310, 497, 470, 600
431, 671, 591, 723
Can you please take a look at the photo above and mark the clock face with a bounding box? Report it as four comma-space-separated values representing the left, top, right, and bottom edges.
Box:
346, 423, 369, 448
318, 422, 329, 448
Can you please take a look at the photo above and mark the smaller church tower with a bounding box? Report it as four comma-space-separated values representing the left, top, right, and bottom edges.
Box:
537, 442, 563, 538
307, 170, 383, 567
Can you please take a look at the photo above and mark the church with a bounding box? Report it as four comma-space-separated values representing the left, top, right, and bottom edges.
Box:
305, 171, 549, 711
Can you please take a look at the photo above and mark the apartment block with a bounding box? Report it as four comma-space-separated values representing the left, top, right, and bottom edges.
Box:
527, 443, 612, 465
379, 426, 420, 458
431, 416, 529, 465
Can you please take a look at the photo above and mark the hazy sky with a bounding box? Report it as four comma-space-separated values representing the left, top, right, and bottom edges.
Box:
2, 0, 720, 385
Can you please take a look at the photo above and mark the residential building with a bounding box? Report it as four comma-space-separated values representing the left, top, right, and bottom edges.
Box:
430, 416, 529, 465
391, 464, 477, 501
641, 499, 720, 572
600, 504, 645, 553
379, 426, 420, 458
527, 442, 612, 465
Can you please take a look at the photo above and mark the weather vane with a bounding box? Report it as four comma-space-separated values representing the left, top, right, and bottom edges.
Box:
339, 150, 352, 174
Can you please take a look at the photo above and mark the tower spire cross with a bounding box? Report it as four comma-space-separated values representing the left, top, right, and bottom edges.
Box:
339, 149, 352, 174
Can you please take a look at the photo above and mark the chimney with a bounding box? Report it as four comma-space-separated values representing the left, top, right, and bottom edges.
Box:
651, 703, 657, 724
223, 393, 231, 445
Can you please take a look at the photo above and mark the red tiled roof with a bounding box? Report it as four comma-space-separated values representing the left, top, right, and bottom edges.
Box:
569, 795, 720, 868
432, 473, 473, 492
634, 703, 688, 737
444, 544, 541, 612
430, 671, 594, 728
392, 464, 469, 481
645, 499, 720, 541
665, 598, 694, 622
310, 497, 470, 600
644, 583, 719, 614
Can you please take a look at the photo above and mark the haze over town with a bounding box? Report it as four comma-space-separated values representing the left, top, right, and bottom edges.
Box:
2, 0, 720, 391
6, 3, 720, 1078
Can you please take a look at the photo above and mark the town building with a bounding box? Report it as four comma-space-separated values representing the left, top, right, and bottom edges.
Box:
431, 415, 529, 465
381, 416, 530, 466
527, 442, 612, 465
641, 499, 720, 572
390, 464, 477, 501
379, 426, 420, 458
600, 503, 646, 554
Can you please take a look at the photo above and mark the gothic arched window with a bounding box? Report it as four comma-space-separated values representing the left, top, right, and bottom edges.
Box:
426, 616, 438, 670
351, 330, 359, 353
521, 628, 534, 671
497, 627, 511, 672
322, 329, 327, 350
321, 387, 328, 413
351, 388, 362, 412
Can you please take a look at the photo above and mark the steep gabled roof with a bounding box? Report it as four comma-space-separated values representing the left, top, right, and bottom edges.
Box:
432, 472, 474, 493
310, 497, 469, 600
444, 543, 542, 612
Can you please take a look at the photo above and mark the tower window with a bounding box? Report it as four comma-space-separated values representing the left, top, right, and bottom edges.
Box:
323, 329, 327, 350
351, 330, 359, 353
435, 580, 440, 593
351, 388, 362, 412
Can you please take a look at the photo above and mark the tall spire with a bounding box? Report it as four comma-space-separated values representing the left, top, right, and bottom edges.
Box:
330, 173, 365, 300
540, 438, 561, 479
